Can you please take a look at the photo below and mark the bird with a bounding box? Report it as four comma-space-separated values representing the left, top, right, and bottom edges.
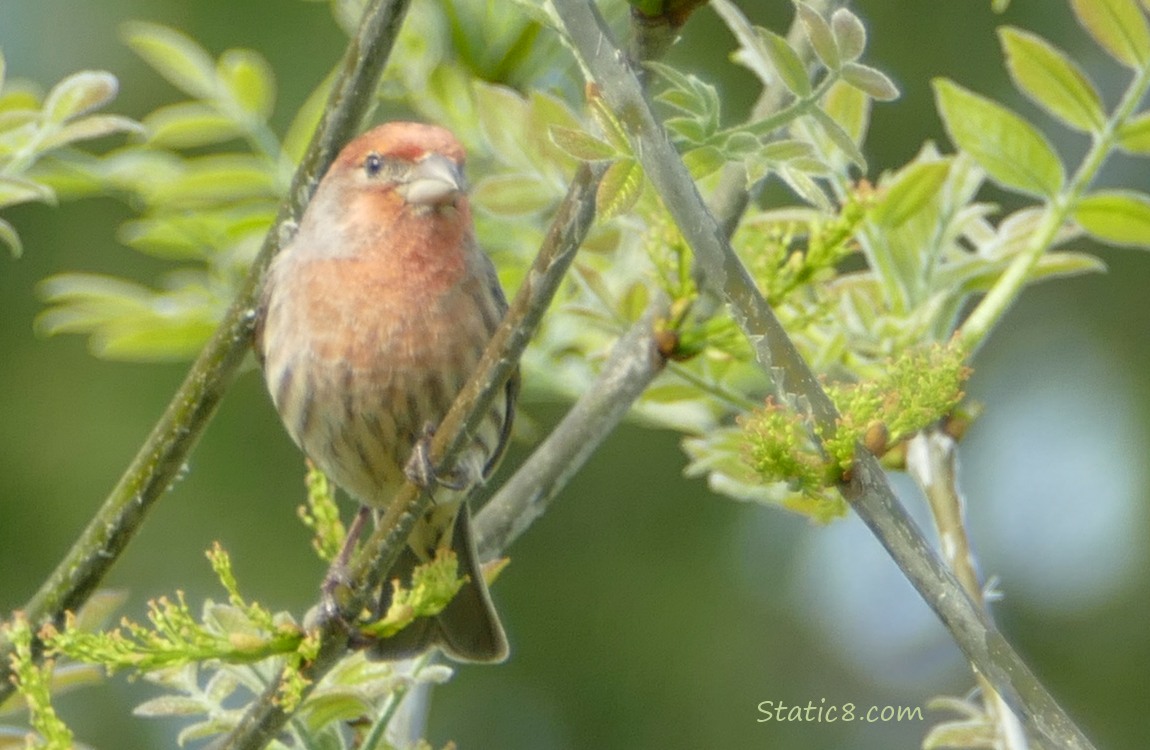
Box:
255, 121, 516, 663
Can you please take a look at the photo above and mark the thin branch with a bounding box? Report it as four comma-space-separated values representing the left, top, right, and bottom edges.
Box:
549, 1, 1097, 748
218, 161, 608, 750
0, 0, 414, 700
908, 429, 1028, 749
474, 300, 668, 557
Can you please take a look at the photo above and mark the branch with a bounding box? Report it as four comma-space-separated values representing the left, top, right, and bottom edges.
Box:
907, 429, 1028, 749
474, 300, 668, 557
218, 161, 608, 750
0, 0, 415, 702
549, 1, 1097, 748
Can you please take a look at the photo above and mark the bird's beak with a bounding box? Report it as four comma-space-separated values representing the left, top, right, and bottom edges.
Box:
399, 153, 466, 207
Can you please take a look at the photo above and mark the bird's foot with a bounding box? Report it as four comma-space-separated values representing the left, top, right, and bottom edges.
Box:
317, 506, 371, 625
404, 422, 472, 491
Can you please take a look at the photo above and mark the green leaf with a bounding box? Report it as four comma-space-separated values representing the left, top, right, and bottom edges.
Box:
830, 8, 866, 62
646, 60, 695, 99
999, 27, 1105, 133
145, 154, 279, 207
476, 83, 532, 169
596, 158, 645, 220
0, 217, 21, 257
42, 70, 119, 123
549, 125, 617, 161
1117, 111, 1150, 153
620, 280, 650, 322
705, 132, 748, 159
0, 87, 39, 115
648, 61, 721, 138
822, 79, 870, 146
796, 2, 840, 70
36, 273, 220, 361
24, 153, 105, 199
1030, 251, 1107, 279
1074, 190, 1150, 247
0, 176, 56, 209
840, 62, 899, 101
177, 719, 235, 745
1069, 0, 1150, 69
762, 139, 815, 162
933, 78, 1065, 198
471, 174, 556, 217
759, 28, 812, 98
217, 49, 275, 119
118, 211, 233, 261
133, 695, 206, 718
810, 106, 867, 170
664, 116, 708, 143
40, 114, 144, 150
872, 161, 951, 228
643, 384, 704, 403
122, 21, 218, 99
682, 145, 726, 178
143, 102, 244, 149
778, 164, 831, 211
588, 92, 632, 153
299, 690, 373, 728
745, 154, 772, 187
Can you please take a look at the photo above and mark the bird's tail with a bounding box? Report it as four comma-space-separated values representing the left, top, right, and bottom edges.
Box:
370, 502, 508, 663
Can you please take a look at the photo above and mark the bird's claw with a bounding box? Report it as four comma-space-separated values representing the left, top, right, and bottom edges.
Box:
404, 422, 471, 491
316, 505, 370, 628
404, 424, 437, 488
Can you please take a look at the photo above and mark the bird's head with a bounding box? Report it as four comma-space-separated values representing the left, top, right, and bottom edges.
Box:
334, 121, 468, 213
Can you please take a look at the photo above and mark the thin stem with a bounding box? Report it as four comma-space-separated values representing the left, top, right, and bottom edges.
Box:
959, 56, 1150, 352
549, 1, 1096, 748
0, 0, 414, 704
707, 0, 844, 239
907, 429, 1028, 750
666, 360, 760, 412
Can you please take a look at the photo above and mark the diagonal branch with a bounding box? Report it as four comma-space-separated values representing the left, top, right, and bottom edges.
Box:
0, 0, 415, 702
474, 299, 668, 557
470, 0, 833, 562
549, 1, 1096, 748
218, 162, 608, 750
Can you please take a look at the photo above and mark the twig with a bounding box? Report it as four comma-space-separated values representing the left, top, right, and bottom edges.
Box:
907, 429, 1028, 749
548, 1, 1097, 748
217, 161, 608, 750
474, 300, 668, 557
0, 0, 415, 701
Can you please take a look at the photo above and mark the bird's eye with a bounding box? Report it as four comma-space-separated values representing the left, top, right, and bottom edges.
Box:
364, 153, 384, 177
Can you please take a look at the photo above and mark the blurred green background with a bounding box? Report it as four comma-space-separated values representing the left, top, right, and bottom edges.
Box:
2, 0, 1149, 748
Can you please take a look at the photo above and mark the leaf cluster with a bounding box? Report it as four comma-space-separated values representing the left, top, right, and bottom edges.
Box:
33, 22, 299, 360
739, 343, 970, 521
19, 539, 464, 747
0, 55, 141, 257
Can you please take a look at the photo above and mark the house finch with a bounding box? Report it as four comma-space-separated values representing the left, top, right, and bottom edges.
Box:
256, 122, 516, 663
